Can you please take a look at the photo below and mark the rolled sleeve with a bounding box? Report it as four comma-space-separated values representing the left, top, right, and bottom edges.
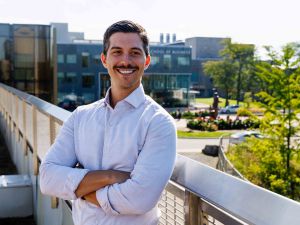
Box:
97, 114, 177, 215
96, 186, 120, 215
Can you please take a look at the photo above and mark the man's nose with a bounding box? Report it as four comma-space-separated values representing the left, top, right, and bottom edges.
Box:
120, 54, 132, 66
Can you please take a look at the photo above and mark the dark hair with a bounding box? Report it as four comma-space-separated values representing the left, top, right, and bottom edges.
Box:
102, 20, 149, 56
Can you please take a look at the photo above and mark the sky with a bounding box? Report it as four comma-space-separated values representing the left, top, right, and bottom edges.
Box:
1, 0, 300, 49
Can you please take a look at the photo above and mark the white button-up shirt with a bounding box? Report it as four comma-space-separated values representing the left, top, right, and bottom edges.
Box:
40, 85, 177, 225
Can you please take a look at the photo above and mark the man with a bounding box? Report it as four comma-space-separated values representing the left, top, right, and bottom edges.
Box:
40, 20, 177, 225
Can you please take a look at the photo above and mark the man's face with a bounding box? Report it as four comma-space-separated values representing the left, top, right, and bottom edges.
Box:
101, 32, 151, 93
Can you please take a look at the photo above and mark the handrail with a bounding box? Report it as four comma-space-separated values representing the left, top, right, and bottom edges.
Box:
217, 135, 246, 179
173, 154, 300, 225
0, 83, 70, 124
1, 82, 300, 225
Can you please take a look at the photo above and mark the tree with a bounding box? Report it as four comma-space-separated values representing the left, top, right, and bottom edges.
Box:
227, 43, 300, 200
256, 44, 300, 199
203, 60, 236, 106
243, 92, 252, 109
221, 39, 255, 105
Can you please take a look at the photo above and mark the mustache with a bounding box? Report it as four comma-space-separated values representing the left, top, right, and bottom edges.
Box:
113, 65, 138, 69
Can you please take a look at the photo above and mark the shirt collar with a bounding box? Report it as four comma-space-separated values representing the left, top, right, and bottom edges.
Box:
104, 89, 111, 106
104, 85, 146, 108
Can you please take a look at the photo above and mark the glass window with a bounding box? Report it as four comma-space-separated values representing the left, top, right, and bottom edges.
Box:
0, 24, 10, 36
82, 52, 89, 67
150, 56, 159, 65
177, 56, 190, 66
82, 73, 95, 88
167, 75, 177, 89
14, 69, 34, 80
57, 72, 64, 86
93, 55, 100, 64
64, 72, 77, 83
0, 38, 6, 60
66, 54, 77, 64
14, 53, 34, 68
153, 75, 165, 89
57, 72, 64, 78
58, 54, 64, 63
163, 54, 171, 69
14, 70, 27, 80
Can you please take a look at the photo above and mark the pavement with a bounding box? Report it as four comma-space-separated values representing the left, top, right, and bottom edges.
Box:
175, 118, 188, 130
175, 119, 223, 168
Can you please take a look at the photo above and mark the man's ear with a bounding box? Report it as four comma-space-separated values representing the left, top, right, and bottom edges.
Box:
144, 55, 151, 70
100, 53, 107, 68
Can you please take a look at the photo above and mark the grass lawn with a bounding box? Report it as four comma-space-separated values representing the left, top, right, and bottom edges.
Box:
195, 97, 243, 107
195, 97, 263, 110
177, 130, 233, 138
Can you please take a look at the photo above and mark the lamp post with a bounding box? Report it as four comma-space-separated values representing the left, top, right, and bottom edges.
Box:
212, 88, 219, 119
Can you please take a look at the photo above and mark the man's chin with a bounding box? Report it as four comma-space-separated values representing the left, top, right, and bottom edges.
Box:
119, 82, 140, 90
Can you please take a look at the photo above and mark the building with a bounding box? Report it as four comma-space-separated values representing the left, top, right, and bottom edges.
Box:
185, 37, 229, 97
0, 23, 56, 103
0, 22, 193, 108
50, 23, 84, 43
57, 42, 103, 109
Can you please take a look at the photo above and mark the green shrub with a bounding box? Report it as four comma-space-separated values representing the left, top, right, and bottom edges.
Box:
182, 111, 196, 119
226, 138, 300, 200
243, 118, 260, 129
188, 117, 261, 131
237, 107, 254, 117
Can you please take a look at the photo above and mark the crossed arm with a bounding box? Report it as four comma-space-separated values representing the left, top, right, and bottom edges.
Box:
40, 110, 131, 206
40, 109, 177, 215
75, 170, 130, 206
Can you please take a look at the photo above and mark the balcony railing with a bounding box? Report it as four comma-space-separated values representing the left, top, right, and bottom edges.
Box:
1, 82, 300, 225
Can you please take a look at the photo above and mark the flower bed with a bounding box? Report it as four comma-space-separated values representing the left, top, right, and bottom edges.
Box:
187, 117, 260, 131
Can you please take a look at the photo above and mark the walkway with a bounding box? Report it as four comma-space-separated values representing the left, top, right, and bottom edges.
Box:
175, 118, 222, 168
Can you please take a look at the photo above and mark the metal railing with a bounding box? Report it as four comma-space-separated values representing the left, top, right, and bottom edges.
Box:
1, 82, 300, 225
217, 135, 246, 180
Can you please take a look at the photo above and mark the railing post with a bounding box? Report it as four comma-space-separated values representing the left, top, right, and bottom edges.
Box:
49, 115, 59, 208
184, 190, 202, 225
9, 93, 13, 133
14, 94, 19, 140
199, 199, 209, 225
9, 116, 12, 133
22, 100, 28, 156
32, 105, 39, 175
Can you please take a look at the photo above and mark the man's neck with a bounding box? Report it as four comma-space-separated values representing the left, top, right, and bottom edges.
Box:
109, 85, 139, 108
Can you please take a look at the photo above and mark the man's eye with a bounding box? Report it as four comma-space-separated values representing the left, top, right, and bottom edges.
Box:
112, 51, 121, 55
132, 51, 141, 56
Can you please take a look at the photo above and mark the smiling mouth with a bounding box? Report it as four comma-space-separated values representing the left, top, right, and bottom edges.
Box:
115, 67, 138, 75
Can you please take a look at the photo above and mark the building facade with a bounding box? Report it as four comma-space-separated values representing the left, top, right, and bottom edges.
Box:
185, 37, 229, 97
0, 23, 56, 103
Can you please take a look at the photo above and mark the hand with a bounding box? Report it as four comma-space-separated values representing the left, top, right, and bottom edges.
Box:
83, 191, 100, 206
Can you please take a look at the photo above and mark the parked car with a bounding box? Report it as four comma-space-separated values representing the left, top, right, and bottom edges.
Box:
219, 105, 240, 114
229, 130, 264, 144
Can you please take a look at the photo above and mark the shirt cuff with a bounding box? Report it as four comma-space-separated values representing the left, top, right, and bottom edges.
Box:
96, 186, 120, 215
66, 168, 89, 200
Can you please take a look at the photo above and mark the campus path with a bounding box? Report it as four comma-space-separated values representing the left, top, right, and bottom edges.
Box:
175, 119, 230, 168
